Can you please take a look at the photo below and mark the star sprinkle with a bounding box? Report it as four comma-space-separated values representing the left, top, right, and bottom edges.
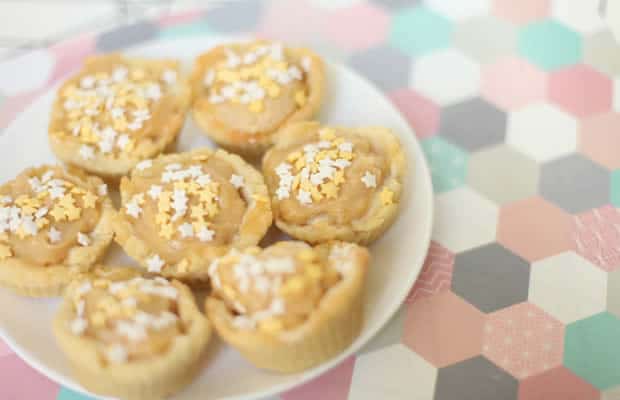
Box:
70, 318, 88, 336
162, 69, 177, 85
82, 191, 98, 208
197, 227, 215, 242
178, 223, 194, 239
77, 232, 91, 247
146, 254, 165, 273
147, 185, 163, 200
297, 190, 312, 205
79, 145, 95, 160
361, 171, 377, 188
380, 188, 394, 205
125, 201, 142, 218
98, 184, 108, 196
136, 160, 152, 171
230, 174, 244, 189
48, 227, 62, 244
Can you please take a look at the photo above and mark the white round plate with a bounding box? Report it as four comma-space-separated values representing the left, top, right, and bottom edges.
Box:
0, 36, 433, 400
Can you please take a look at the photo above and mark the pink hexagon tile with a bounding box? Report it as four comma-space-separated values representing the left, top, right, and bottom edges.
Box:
406, 241, 454, 304
481, 57, 547, 110
548, 65, 612, 118
580, 112, 620, 170
483, 302, 564, 379
572, 205, 620, 272
518, 366, 601, 400
403, 291, 484, 368
388, 89, 440, 139
282, 357, 355, 400
497, 196, 572, 262
325, 3, 390, 51
492, 0, 550, 24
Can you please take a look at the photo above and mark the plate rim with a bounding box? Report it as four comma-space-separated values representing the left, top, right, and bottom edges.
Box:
0, 25, 434, 400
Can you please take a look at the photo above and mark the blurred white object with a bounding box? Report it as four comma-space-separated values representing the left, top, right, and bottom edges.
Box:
602, 0, 620, 41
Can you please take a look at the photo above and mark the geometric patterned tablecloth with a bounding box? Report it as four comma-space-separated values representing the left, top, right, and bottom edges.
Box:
1, 0, 620, 399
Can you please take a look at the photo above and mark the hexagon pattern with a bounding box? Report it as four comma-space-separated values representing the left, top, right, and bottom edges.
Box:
529, 252, 607, 323
548, 65, 612, 118
506, 103, 578, 162
438, 97, 507, 150
518, 20, 582, 71
433, 187, 499, 253
452, 244, 530, 313
564, 312, 620, 389
421, 136, 468, 193
412, 49, 481, 105
498, 197, 572, 262
389, 6, 453, 57
518, 367, 600, 400
453, 16, 517, 63
403, 291, 484, 367
467, 144, 540, 205
481, 57, 547, 110
4, 1, 620, 399
483, 303, 564, 379
539, 154, 610, 214
434, 356, 519, 400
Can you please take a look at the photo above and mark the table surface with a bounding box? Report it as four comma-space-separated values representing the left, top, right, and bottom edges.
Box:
1, 0, 620, 399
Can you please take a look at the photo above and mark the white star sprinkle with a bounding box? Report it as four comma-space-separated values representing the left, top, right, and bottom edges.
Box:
275, 163, 292, 176
178, 223, 194, 239
80, 76, 95, 89
196, 174, 211, 187
106, 344, 128, 364
297, 190, 312, 205
77, 232, 91, 247
197, 227, 215, 242
147, 185, 163, 200
162, 69, 177, 85
301, 56, 312, 73
146, 254, 165, 273
361, 171, 377, 188
70, 318, 88, 336
79, 145, 95, 160
49, 186, 66, 200
116, 134, 130, 150
230, 174, 244, 189
338, 142, 353, 152
276, 187, 290, 200
136, 160, 152, 171
125, 201, 142, 218
98, 184, 108, 196
203, 69, 215, 87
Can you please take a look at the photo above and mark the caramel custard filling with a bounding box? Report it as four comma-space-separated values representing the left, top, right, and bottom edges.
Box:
196, 42, 312, 134
121, 154, 247, 271
67, 276, 183, 364
208, 242, 343, 334
264, 127, 394, 225
50, 55, 182, 161
0, 167, 104, 265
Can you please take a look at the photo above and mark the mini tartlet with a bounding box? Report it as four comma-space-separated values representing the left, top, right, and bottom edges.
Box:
53, 266, 211, 400
49, 54, 191, 178
190, 40, 325, 157
262, 121, 406, 244
112, 148, 272, 285
0, 165, 114, 297
205, 241, 369, 373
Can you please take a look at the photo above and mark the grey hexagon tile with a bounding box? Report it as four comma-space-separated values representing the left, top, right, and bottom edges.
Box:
439, 97, 508, 151
467, 144, 540, 205
584, 30, 620, 76
96, 21, 159, 51
539, 154, 611, 214
349, 45, 411, 91
453, 16, 518, 64
607, 269, 620, 319
350, 344, 438, 400
359, 306, 406, 355
452, 243, 530, 313
434, 356, 519, 400
203, 0, 262, 32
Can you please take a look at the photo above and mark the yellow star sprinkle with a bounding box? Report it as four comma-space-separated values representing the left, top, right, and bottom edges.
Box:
36, 217, 50, 229
333, 170, 345, 185
66, 206, 81, 221
295, 90, 306, 107
82, 191, 98, 209
249, 101, 264, 113
155, 212, 170, 226
50, 206, 67, 222
59, 194, 75, 209
319, 128, 336, 140
177, 258, 189, 273
158, 192, 171, 213
0, 244, 12, 260
160, 224, 174, 240
320, 182, 338, 199
380, 188, 394, 205
191, 205, 206, 220
287, 151, 302, 163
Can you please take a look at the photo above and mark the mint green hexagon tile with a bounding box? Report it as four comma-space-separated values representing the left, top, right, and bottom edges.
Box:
389, 6, 453, 57
611, 170, 620, 208
564, 312, 620, 389
518, 20, 582, 71
159, 20, 211, 39
57, 387, 95, 400
421, 136, 468, 193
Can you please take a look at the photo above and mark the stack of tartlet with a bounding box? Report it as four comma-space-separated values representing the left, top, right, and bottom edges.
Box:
0, 40, 407, 400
